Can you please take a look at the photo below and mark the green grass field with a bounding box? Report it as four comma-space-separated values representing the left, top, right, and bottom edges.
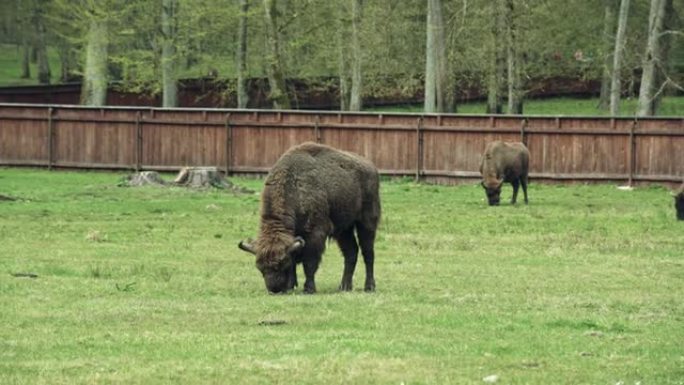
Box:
0, 168, 683, 384
0, 44, 62, 86
369, 96, 684, 117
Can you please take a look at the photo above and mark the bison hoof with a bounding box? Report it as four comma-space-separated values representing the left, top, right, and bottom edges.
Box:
364, 281, 376, 292
303, 282, 316, 294
339, 282, 353, 291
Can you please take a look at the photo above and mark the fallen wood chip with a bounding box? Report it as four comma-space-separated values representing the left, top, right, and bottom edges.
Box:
257, 320, 287, 326
11, 272, 38, 278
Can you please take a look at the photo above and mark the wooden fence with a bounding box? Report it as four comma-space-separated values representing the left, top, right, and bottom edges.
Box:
1, 103, 682, 185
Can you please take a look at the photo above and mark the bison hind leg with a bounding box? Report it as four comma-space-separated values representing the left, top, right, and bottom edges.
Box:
521, 175, 529, 204
336, 228, 359, 291
356, 223, 377, 292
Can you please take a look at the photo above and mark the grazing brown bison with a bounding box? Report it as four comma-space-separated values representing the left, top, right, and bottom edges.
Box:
675, 182, 684, 221
238, 142, 381, 294
479, 141, 529, 206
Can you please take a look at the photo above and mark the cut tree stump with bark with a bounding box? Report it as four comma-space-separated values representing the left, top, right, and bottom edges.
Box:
121, 168, 253, 193
120, 171, 167, 187
173, 167, 253, 193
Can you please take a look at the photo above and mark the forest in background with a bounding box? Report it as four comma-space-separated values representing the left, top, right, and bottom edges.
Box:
0, 0, 682, 115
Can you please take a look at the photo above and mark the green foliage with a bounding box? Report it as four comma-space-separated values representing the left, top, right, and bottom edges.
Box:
1, 168, 683, 384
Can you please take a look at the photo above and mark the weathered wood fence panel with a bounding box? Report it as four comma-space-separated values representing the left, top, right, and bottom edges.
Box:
0, 103, 682, 184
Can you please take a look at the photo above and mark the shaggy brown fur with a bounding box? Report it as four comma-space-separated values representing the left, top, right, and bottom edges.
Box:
480, 141, 529, 206
675, 182, 684, 221
239, 142, 381, 294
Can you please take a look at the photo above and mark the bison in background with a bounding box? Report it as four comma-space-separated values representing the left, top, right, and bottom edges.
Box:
480, 141, 529, 206
675, 182, 684, 221
238, 142, 381, 294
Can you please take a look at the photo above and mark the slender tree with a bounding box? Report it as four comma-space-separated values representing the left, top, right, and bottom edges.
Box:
349, 0, 363, 111
32, 4, 51, 84
636, 0, 669, 116
609, 0, 630, 116
598, 0, 616, 110
161, 0, 178, 107
263, 0, 290, 109
15, 0, 31, 80
81, 17, 109, 106
424, 0, 453, 113
486, 0, 506, 114
505, 0, 523, 114
337, 1, 351, 111
237, 0, 250, 108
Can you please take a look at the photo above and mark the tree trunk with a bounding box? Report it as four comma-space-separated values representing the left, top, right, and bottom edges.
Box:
337, 1, 351, 111
424, 0, 437, 113
609, 0, 630, 116
237, 0, 250, 109
349, 0, 363, 111
161, 0, 178, 107
58, 40, 75, 83
19, 4, 31, 80
20, 39, 31, 79
33, 6, 50, 85
505, 0, 523, 114
263, 0, 291, 109
424, 0, 453, 113
653, 0, 675, 113
636, 0, 668, 116
486, 0, 506, 114
81, 18, 108, 106
598, 0, 616, 110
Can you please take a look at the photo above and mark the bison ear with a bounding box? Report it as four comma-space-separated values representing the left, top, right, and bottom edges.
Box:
238, 239, 257, 255
287, 236, 306, 254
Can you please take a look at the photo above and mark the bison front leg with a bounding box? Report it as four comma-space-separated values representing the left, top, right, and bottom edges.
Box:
302, 261, 317, 294
301, 234, 325, 294
336, 228, 359, 291
511, 180, 520, 204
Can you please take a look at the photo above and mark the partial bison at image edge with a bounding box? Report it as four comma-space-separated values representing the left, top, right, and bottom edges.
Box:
675, 182, 684, 221
480, 141, 529, 206
238, 142, 381, 294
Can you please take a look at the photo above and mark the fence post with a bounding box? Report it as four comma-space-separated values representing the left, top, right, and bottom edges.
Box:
225, 113, 232, 175
135, 111, 142, 171
416, 117, 424, 183
47, 107, 54, 170
628, 118, 637, 186
314, 114, 322, 143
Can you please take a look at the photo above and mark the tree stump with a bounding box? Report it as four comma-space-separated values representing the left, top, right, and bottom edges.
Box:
173, 167, 224, 187
173, 167, 253, 193
120, 171, 167, 187
120, 168, 253, 193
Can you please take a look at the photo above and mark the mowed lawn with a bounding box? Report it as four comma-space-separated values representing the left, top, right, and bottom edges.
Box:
0, 168, 682, 385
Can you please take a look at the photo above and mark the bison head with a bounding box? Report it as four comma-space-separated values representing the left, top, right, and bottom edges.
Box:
481, 178, 504, 206
238, 237, 305, 293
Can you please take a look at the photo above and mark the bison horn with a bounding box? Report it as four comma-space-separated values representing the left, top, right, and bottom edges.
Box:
287, 236, 306, 254
238, 239, 257, 255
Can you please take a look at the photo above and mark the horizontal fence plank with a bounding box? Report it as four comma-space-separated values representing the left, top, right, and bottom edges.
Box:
1, 103, 682, 185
